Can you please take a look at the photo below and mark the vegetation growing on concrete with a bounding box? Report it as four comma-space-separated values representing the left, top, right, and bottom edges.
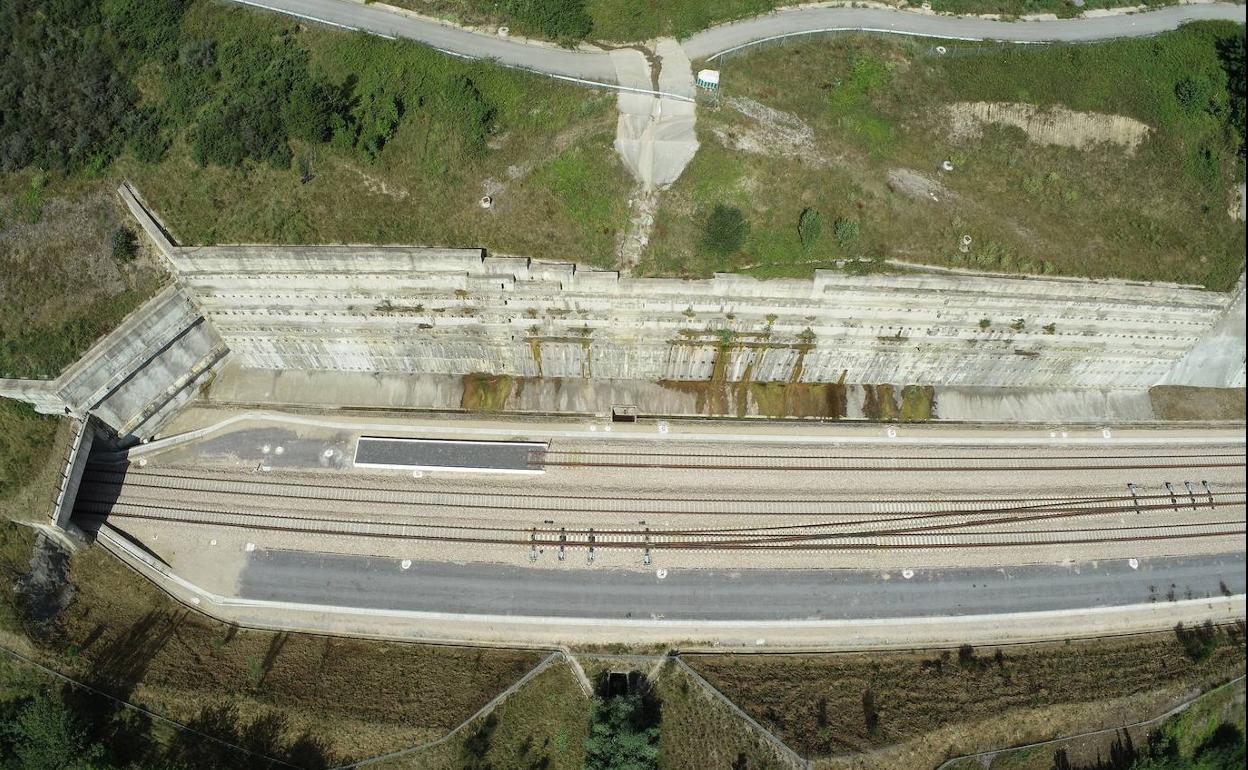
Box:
0, 522, 545, 765
461, 373, 516, 411
687, 630, 1246, 762
645, 25, 1247, 288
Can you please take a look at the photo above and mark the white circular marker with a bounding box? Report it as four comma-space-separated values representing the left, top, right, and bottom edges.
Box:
1049, 431, 1056, 438
1102, 428, 1112, 439
191, 597, 201, 605
902, 569, 915, 579
656, 569, 668, 579
755, 638, 766, 646
323, 449, 335, 458
245, 542, 256, 552
1128, 558, 1139, 570
138, 458, 148, 467
886, 427, 898, 438
603, 425, 612, 432
658, 422, 669, 434
401, 559, 412, 570
274, 446, 284, 455
1060, 432, 1068, 438
589, 425, 597, 432
412, 470, 423, 478
261, 445, 271, 454
209, 539, 217, 546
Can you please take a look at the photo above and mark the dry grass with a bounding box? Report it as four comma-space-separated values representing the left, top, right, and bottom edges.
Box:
0, 175, 166, 379
0, 522, 544, 764
0, 405, 67, 524
688, 632, 1247, 761
383, 659, 590, 770
656, 659, 801, 770
1149, 386, 1247, 422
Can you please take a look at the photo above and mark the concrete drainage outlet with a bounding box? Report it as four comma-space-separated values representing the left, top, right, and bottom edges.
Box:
479, 195, 493, 209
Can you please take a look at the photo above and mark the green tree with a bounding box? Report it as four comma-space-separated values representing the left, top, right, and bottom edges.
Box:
585, 694, 659, 770
0, 694, 108, 770
702, 204, 749, 257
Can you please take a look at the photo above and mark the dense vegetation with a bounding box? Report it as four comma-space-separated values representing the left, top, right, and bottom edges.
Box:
0, 0, 497, 175
585, 692, 660, 770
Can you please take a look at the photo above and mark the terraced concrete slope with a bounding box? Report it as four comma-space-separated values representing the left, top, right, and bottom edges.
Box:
121, 184, 1242, 396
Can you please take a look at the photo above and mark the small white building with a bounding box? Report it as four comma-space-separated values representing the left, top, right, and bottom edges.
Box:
696, 69, 720, 90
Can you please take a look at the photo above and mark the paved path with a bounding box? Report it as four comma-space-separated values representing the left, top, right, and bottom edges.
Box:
239, 550, 1245, 621
684, 4, 1248, 59
232, 1, 1246, 87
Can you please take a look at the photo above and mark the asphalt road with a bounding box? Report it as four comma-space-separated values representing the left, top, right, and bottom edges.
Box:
684, 4, 1248, 59
230, 0, 1246, 86
354, 436, 545, 472
238, 549, 1245, 620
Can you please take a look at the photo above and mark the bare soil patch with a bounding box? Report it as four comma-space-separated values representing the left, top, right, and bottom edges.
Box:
1149, 386, 1246, 421
947, 102, 1151, 152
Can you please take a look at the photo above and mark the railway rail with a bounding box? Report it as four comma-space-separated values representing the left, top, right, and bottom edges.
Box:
75, 463, 1246, 553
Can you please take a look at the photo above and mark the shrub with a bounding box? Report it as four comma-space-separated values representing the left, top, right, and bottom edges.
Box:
110, 226, 138, 262
798, 207, 823, 251
702, 204, 749, 256
503, 0, 593, 43
833, 216, 861, 250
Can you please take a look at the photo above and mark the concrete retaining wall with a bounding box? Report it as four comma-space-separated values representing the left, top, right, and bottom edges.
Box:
0, 286, 228, 442
115, 183, 1244, 393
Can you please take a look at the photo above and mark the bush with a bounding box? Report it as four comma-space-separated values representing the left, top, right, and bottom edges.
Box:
109, 226, 138, 262
833, 216, 861, 250
503, 0, 593, 43
702, 204, 749, 256
798, 207, 823, 251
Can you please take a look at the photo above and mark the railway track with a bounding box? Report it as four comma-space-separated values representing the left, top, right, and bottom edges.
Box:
75, 463, 1246, 552
79, 465, 1245, 518
532, 446, 1246, 473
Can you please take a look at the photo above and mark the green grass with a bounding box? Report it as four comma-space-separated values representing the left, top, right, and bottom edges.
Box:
0, 403, 59, 512
650, 25, 1246, 288
687, 631, 1247, 760
379, 659, 591, 770
927, 0, 1179, 18
0, 176, 167, 380
655, 660, 794, 770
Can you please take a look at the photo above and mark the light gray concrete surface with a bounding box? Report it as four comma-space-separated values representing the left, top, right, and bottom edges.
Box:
238, 549, 1245, 620
0, 286, 227, 441
1162, 276, 1247, 388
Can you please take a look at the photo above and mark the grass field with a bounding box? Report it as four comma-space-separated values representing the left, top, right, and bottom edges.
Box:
939, 677, 1246, 770
384, 658, 590, 770
648, 24, 1246, 288
655, 659, 797, 770
0, 404, 65, 524
688, 631, 1247, 764
0, 522, 545, 765
0, 176, 167, 379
